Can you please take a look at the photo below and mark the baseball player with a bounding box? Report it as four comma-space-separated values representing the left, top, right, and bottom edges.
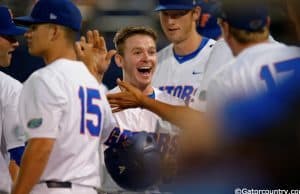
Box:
80, 26, 183, 193
12, 0, 116, 194
0, 6, 26, 194
206, 0, 300, 115
152, 0, 216, 103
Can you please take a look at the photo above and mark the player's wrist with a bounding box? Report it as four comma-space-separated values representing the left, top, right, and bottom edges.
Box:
140, 95, 153, 109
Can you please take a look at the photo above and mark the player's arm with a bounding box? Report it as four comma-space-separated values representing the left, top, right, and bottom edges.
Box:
75, 30, 116, 83
12, 138, 55, 194
107, 79, 218, 151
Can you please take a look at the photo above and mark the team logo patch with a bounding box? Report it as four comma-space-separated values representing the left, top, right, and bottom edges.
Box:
27, 118, 43, 129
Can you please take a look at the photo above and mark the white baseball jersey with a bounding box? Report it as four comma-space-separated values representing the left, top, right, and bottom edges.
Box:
0, 71, 25, 193
189, 36, 277, 112
0, 154, 10, 193
152, 37, 216, 103
207, 42, 300, 115
99, 87, 184, 193
18, 59, 116, 189
189, 38, 234, 112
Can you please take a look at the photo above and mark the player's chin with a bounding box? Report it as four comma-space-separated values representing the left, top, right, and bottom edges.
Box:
136, 78, 151, 88
28, 48, 40, 57
0, 57, 11, 67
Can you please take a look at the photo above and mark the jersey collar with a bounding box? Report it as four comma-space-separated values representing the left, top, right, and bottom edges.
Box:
173, 37, 209, 64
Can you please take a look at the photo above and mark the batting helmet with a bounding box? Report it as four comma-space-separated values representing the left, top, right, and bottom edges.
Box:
104, 131, 161, 191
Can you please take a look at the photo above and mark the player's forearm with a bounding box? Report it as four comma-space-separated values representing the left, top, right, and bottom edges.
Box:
142, 96, 197, 129
12, 138, 55, 194
9, 160, 19, 183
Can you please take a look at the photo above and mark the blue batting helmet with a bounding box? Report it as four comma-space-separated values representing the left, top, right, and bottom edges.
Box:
104, 132, 161, 191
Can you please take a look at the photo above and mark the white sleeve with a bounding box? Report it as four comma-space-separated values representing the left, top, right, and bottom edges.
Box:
99, 95, 117, 143
19, 73, 67, 139
1, 76, 25, 150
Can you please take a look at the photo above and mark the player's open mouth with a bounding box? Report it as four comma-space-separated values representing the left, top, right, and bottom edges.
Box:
168, 28, 179, 32
137, 66, 152, 74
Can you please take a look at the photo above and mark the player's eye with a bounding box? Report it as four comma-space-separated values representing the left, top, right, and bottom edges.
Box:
133, 51, 142, 55
148, 49, 156, 56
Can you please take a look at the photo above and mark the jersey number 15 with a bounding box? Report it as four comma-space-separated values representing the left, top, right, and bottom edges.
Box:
79, 86, 102, 137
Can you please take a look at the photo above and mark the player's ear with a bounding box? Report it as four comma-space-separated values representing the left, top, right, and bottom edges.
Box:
114, 53, 124, 68
192, 6, 201, 21
48, 24, 60, 41
219, 19, 230, 40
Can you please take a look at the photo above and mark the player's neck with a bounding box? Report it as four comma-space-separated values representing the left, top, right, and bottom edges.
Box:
232, 39, 270, 57
135, 84, 153, 96
173, 31, 202, 56
43, 44, 77, 65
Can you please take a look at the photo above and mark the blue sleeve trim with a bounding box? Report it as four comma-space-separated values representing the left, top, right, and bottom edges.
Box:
8, 146, 25, 166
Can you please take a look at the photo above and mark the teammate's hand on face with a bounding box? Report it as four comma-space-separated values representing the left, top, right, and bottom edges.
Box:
107, 78, 145, 112
75, 30, 116, 82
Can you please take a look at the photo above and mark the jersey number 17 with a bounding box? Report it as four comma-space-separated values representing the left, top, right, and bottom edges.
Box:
260, 57, 300, 90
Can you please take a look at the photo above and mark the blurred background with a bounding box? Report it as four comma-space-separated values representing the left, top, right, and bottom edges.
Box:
0, 0, 297, 89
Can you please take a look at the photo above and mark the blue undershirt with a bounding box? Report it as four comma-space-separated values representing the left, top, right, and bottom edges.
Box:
8, 146, 25, 166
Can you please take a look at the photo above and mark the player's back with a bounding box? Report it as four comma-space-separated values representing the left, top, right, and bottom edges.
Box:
19, 59, 115, 188
207, 42, 300, 112
152, 38, 215, 102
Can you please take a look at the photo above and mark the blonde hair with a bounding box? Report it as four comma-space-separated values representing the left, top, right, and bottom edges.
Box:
229, 26, 269, 44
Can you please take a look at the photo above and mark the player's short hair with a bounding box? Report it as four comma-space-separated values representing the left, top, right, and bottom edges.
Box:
47, 23, 78, 43
113, 26, 157, 55
229, 25, 269, 44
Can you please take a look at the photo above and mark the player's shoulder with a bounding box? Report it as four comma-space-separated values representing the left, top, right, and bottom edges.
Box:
238, 42, 298, 63
0, 71, 22, 94
206, 37, 216, 46
210, 38, 229, 52
0, 71, 22, 88
0, 71, 22, 104
157, 44, 173, 60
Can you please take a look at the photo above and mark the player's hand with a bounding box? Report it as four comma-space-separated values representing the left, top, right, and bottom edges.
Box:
107, 79, 145, 112
75, 30, 116, 82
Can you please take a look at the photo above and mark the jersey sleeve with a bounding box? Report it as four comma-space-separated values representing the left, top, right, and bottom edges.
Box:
19, 72, 67, 139
1, 75, 25, 150
99, 94, 117, 143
